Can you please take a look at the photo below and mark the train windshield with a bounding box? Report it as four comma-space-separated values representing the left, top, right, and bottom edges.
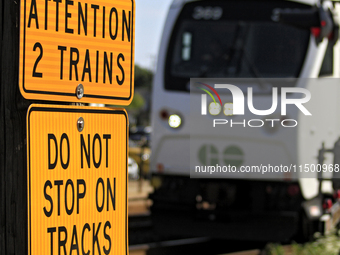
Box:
165, 0, 311, 91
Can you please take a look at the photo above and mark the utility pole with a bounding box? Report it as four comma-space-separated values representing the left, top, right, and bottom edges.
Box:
0, 0, 135, 253
0, 0, 31, 254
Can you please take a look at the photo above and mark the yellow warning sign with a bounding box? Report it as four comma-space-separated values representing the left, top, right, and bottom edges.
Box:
27, 104, 128, 255
20, 0, 135, 105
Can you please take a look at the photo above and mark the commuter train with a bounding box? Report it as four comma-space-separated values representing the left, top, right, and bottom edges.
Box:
150, 0, 340, 241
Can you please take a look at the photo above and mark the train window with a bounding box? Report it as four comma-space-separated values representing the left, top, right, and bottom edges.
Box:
165, 0, 311, 92
319, 42, 333, 76
181, 32, 192, 61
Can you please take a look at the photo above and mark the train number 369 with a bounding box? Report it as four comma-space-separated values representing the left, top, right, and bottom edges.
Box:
192, 6, 223, 20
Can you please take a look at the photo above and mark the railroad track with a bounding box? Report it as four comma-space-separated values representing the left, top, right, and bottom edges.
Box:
129, 238, 271, 255
127, 180, 288, 255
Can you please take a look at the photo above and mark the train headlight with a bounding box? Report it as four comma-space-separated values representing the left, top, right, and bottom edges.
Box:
168, 114, 182, 128
309, 205, 321, 217
141, 153, 150, 161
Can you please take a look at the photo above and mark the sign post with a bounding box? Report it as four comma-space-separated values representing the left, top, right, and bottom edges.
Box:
0, 0, 30, 253
1, 0, 135, 252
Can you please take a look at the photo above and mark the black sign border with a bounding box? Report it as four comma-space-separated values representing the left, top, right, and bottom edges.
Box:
21, 0, 135, 102
27, 105, 129, 255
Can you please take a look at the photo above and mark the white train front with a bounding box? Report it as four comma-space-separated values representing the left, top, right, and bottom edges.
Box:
150, 0, 340, 241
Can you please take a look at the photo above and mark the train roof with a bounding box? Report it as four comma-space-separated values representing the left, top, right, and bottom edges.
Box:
170, 0, 328, 8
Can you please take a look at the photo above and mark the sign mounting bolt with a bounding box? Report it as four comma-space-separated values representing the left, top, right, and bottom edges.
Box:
76, 84, 84, 99
77, 117, 84, 132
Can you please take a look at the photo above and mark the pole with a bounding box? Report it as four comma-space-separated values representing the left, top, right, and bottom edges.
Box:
0, 0, 30, 253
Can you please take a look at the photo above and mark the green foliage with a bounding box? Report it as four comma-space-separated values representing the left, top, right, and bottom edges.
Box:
266, 235, 340, 255
266, 243, 286, 255
134, 64, 153, 89
127, 91, 145, 110
292, 235, 340, 255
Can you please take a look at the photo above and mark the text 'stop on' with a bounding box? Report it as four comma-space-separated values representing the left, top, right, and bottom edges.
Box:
19, 0, 135, 105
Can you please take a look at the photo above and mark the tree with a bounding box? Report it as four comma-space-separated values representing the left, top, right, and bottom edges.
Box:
126, 91, 145, 110
134, 65, 153, 90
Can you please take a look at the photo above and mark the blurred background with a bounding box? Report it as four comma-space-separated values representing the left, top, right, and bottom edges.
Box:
125, 0, 171, 182
127, 0, 340, 254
